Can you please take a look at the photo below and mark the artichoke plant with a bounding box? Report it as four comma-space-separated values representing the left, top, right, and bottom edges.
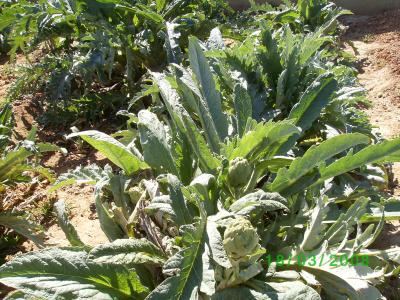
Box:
0, 1, 400, 300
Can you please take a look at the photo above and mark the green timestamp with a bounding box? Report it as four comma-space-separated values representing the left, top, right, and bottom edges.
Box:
264, 253, 370, 267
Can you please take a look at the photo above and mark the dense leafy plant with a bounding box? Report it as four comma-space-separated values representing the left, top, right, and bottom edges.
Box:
214, 24, 370, 136
247, 0, 350, 34
0, 0, 233, 123
0, 0, 12, 55
1, 36, 400, 299
1, 0, 400, 299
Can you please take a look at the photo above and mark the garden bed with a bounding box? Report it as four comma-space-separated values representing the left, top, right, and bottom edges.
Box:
1, 1, 400, 299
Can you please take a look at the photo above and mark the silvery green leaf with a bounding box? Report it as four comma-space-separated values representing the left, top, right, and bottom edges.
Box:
49, 164, 111, 192
190, 174, 217, 215
147, 211, 209, 299
146, 175, 192, 226
323, 197, 369, 245
270, 133, 369, 194
207, 27, 224, 50
206, 217, 231, 268
0, 211, 45, 247
0, 248, 149, 300
180, 113, 221, 172
225, 120, 300, 161
53, 200, 87, 249
288, 73, 337, 133
138, 110, 179, 176
163, 22, 182, 64
233, 83, 252, 137
89, 238, 166, 266
363, 248, 400, 264
300, 197, 329, 251
68, 131, 147, 175
95, 190, 125, 242
211, 280, 321, 300
188, 37, 228, 142
319, 137, 400, 183
303, 265, 383, 300
230, 190, 288, 216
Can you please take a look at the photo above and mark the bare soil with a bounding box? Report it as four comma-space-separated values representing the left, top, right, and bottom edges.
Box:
0, 58, 15, 103
343, 10, 400, 249
11, 97, 110, 251
1, 56, 109, 256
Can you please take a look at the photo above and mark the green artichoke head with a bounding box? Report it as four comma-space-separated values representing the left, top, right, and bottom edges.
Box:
127, 186, 143, 204
227, 157, 252, 188
223, 217, 260, 260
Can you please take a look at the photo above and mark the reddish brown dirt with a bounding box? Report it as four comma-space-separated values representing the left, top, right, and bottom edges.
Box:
1, 56, 110, 253
10, 97, 110, 250
0, 57, 16, 102
344, 10, 400, 250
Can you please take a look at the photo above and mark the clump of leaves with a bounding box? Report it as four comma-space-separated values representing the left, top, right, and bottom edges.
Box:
0, 0, 233, 125
1, 36, 400, 299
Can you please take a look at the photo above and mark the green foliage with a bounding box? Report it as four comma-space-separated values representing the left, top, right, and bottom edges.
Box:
0, 211, 45, 247
1, 1, 400, 299
0, 0, 233, 125
0, 248, 150, 299
54, 200, 88, 249
0, 105, 60, 254
0, 104, 13, 152
15, 35, 398, 297
68, 130, 148, 175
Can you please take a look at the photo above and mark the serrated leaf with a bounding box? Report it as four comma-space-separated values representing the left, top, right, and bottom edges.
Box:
146, 174, 193, 226
300, 197, 329, 251
49, 164, 111, 193
225, 120, 300, 161
0, 148, 33, 183
211, 280, 321, 299
303, 265, 383, 300
147, 210, 211, 299
207, 27, 224, 50
94, 190, 125, 242
233, 83, 252, 137
181, 113, 221, 172
163, 22, 182, 64
319, 137, 400, 183
323, 197, 369, 246
363, 248, 400, 264
206, 216, 231, 269
117, 4, 164, 24
156, 0, 166, 12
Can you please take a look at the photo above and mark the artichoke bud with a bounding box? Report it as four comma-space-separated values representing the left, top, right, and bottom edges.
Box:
223, 217, 260, 261
227, 157, 252, 188
127, 186, 142, 204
